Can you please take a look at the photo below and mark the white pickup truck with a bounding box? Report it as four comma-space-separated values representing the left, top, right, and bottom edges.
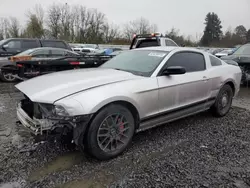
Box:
129, 33, 179, 49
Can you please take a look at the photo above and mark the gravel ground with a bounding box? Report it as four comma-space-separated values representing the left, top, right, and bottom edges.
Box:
1, 83, 250, 188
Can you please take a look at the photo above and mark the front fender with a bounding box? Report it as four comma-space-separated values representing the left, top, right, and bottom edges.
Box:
90, 96, 141, 116
0, 61, 13, 68
56, 91, 141, 117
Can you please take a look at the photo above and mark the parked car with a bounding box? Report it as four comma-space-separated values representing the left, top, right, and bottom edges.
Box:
221, 43, 250, 86
208, 48, 223, 55
129, 33, 178, 49
0, 38, 72, 57
15, 46, 241, 160
88, 48, 123, 55
109, 50, 124, 56
6, 55, 112, 80
72, 44, 100, 54
0, 47, 79, 82
215, 49, 233, 58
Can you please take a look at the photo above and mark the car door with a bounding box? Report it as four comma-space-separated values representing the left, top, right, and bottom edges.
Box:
157, 51, 209, 113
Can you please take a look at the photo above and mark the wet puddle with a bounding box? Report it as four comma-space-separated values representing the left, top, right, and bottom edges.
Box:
28, 151, 84, 182
55, 171, 115, 188
56, 179, 106, 188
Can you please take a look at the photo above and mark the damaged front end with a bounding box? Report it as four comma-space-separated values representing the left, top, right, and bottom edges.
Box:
16, 95, 92, 145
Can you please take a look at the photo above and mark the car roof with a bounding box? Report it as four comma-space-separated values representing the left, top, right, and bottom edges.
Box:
133, 46, 205, 53
28, 47, 70, 51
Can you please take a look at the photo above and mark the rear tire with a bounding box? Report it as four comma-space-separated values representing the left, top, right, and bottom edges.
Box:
210, 84, 233, 117
83, 104, 135, 160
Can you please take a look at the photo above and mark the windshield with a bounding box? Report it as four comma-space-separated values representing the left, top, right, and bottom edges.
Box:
0, 39, 7, 46
15, 49, 37, 56
233, 45, 250, 55
101, 50, 169, 77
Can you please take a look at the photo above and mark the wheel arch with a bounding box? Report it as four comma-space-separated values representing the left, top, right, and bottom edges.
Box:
91, 98, 141, 129
76, 99, 141, 147
224, 81, 235, 95
222, 79, 236, 96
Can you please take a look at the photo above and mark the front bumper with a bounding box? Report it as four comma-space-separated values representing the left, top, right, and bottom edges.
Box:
16, 102, 41, 135
16, 101, 93, 141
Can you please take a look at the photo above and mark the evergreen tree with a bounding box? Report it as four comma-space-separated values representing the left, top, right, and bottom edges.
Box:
201, 12, 222, 46
246, 29, 250, 43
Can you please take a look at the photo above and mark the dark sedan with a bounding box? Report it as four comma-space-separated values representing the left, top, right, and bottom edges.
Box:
0, 47, 79, 82
221, 43, 250, 86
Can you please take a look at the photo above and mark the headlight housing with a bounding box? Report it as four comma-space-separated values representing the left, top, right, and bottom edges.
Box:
53, 105, 69, 116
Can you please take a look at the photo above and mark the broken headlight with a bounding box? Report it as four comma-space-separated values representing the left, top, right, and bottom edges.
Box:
53, 105, 69, 116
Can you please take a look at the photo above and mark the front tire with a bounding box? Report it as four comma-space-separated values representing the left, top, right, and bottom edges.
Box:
210, 84, 233, 117
0, 68, 17, 82
84, 104, 135, 160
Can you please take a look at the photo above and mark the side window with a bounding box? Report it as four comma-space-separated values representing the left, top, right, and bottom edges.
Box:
6, 40, 21, 49
165, 39, 177, 46
22, 40, 39, 48
41, 41, 66, 49
42, 41, 55, 47
55, 42, 67, 49
32, 49, 50, 57
51, 49, 65, 56
209, 55, 222, 66
166, 52, 206, 72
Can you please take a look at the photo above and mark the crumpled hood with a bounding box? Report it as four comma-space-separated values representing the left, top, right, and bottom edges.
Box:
15, 68, 138, 103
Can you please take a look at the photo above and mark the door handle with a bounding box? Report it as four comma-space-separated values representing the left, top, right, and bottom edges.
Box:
203, 76, 209, 81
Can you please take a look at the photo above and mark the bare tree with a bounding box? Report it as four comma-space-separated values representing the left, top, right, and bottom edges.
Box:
123, 17, 157, 41
8, 17, 20, 37
59, 3, 71, 41
0, 18, 10, 39
86, 8, 106, 43
47, 4, 62, 39
102, 23, 120, 43
69, 5, 89, 42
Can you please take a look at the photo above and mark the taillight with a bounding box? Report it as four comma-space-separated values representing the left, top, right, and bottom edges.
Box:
17, 64, 23, 67
70, 62, 80, 65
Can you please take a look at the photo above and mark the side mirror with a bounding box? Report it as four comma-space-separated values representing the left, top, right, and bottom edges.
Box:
162, 66, 186, 75
2, 44, 8, 49
228, 52, 233, 56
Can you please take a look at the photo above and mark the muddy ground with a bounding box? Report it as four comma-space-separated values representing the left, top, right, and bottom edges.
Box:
1, 83, 250, 188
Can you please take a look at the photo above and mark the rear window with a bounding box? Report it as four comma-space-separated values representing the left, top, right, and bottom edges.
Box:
135, 39, 159, 48
41, 41, 67, 49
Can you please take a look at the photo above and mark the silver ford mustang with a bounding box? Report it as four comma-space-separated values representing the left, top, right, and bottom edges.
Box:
15, 46, 242, 160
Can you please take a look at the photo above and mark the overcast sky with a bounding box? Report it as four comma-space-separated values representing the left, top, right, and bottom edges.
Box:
1, 0, 250, 40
